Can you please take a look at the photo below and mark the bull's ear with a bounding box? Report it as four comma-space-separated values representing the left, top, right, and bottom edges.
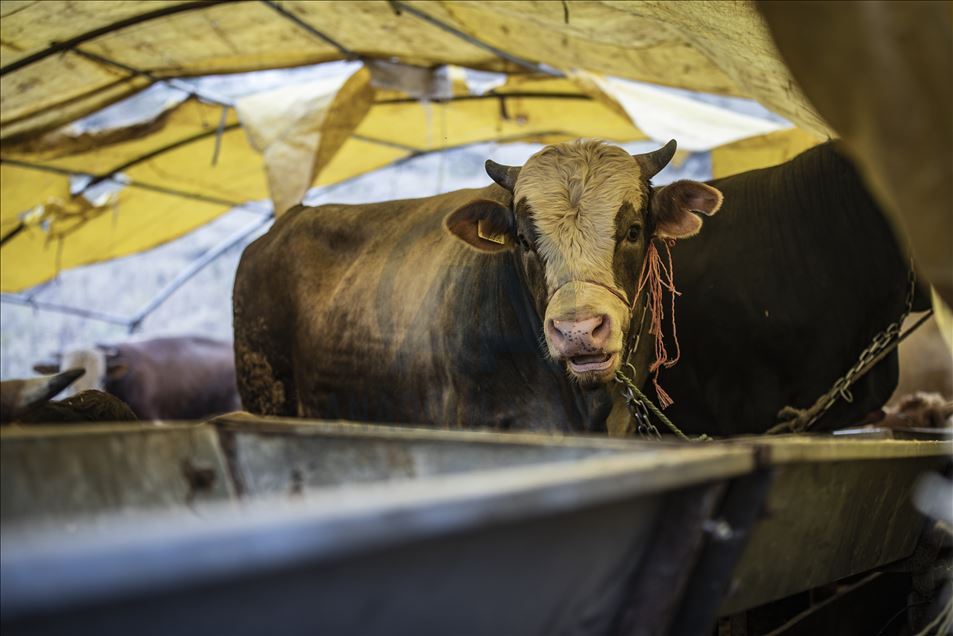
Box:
652, 180, 723, 239
445, 199, 513, 253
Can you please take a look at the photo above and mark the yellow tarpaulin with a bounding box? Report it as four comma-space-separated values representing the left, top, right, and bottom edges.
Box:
1, 1, 829, 140
2, 61, 805, 291
1, 0, 832, 292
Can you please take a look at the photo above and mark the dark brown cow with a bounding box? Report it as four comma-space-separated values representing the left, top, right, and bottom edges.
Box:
656, 142, 933, 435
34, 336, 240, 420
234, 139, 722, 432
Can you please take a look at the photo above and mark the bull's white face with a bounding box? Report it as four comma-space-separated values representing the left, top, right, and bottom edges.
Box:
515, 142, 646, 385
445, 139, 723, 388
59, 348, 107, 396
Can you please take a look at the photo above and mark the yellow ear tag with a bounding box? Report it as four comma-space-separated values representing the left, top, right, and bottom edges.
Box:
478, 219, 506, 245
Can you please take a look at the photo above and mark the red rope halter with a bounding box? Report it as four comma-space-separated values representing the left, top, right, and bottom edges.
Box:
634, 238, 681, 409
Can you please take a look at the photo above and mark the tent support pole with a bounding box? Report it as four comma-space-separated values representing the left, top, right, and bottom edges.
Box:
260, 1, 356, 58
66, 47, 234, 108
388, 2, 563, 77
0, 294, 133, 328
1, 156, 247, 209
0, 213, 271, 332
374, 92, 593, 105
0, 1, 234, 76
124, 214, 273, 332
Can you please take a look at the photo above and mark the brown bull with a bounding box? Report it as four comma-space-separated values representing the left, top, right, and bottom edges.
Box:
233, 139, 721, 432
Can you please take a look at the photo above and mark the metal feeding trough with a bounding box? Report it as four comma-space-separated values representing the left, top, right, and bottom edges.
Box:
1, 415, 950, 635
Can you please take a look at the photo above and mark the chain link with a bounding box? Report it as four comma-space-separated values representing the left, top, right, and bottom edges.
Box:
768, 263, 919, 434
615, 363, 709, 442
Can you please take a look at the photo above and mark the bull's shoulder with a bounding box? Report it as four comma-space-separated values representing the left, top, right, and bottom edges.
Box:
235, 205, 350, 283
252, 187, 502, 257
262, 199, 430, 258
269, 202, 366, 244
238, 186, 511, 292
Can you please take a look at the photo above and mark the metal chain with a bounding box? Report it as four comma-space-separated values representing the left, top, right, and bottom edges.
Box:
615, 363, 710, 442
768, 263, 920, 434
615, 253, 705, 441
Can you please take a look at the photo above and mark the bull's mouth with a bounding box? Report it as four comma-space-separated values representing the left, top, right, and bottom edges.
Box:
567, 352, 617, 374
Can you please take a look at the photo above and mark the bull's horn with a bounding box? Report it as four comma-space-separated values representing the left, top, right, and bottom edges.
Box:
485, 160, 521, 192
21, 368, 85, 407
633, 139, 678, 180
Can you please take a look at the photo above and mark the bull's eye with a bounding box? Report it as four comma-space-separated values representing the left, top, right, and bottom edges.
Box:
626, 223, 643, 242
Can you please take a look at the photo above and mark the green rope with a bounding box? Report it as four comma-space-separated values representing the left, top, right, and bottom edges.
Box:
615, 370, 710, 442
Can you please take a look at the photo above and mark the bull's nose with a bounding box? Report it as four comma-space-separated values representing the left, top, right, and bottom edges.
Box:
547, 314, 611, 352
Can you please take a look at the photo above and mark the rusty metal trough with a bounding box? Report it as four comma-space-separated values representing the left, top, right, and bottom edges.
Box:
1, 415, 950, 635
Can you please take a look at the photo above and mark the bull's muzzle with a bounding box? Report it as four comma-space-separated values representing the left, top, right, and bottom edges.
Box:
544, 281, 629, 383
